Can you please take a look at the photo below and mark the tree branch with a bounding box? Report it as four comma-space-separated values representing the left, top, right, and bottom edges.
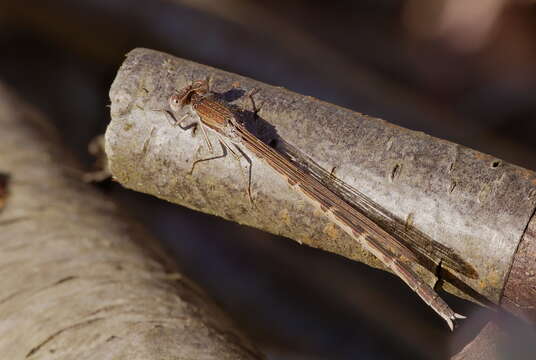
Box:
105, 48, 536, 319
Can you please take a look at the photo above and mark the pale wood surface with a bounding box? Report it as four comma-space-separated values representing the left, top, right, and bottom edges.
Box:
105, 48, 536, 310
0, 83, 262, 360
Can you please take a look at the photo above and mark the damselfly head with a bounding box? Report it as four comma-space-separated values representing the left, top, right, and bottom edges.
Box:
169, 93, 184, 112
170, 85, 196, 111
170, 79, 209, 111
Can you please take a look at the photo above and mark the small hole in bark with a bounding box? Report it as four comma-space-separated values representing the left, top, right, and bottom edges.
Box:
449, 181, 457, 193
390, 164, 402, 181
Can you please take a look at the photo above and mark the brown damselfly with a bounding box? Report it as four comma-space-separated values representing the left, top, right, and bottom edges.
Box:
168, 79, 469, 330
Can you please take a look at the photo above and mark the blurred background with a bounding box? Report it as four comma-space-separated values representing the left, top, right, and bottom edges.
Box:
1, 1, 536, 359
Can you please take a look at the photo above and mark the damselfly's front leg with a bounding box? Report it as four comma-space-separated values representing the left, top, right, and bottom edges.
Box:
170, 110, 212, 152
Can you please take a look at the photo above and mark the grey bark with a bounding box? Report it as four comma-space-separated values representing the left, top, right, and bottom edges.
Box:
106, 48, 536, 310
0, 83, 262, 359
451, 322, 504, 360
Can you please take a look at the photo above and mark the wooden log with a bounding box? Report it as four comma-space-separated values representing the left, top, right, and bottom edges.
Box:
0, 82, 262, 359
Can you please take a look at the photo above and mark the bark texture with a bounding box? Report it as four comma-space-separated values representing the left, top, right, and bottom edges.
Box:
106, 48, 536, 314
0, 83, 262, 359
502, 212, 536, 321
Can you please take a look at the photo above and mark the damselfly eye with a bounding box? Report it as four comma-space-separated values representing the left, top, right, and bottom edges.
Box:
169, 95, 181, 111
